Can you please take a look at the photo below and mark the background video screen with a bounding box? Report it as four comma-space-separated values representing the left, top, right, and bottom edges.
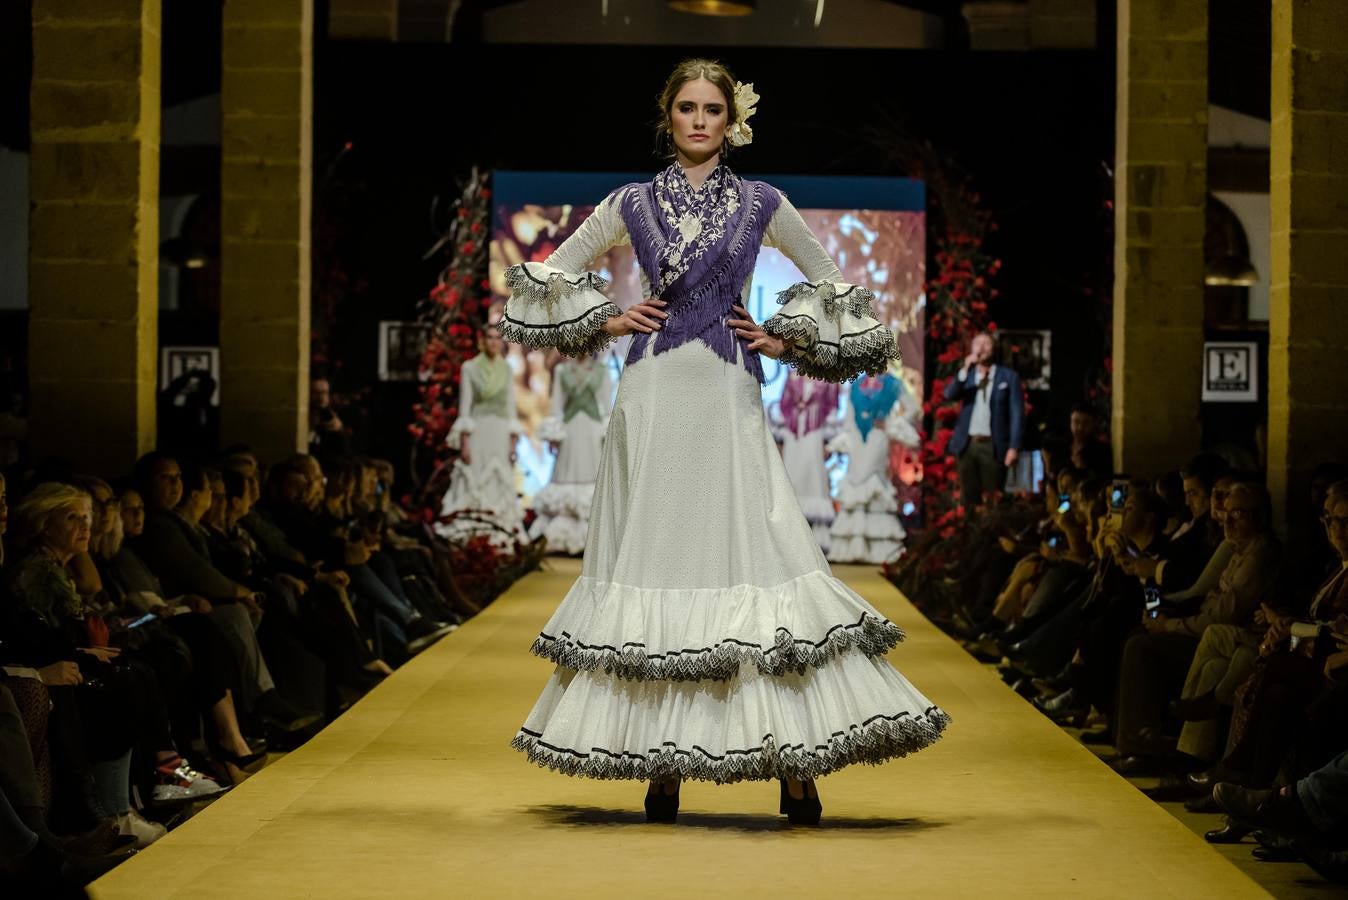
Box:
489, 172, 926, 504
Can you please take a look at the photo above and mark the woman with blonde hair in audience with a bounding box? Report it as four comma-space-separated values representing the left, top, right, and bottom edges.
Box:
5, 483, 218, 846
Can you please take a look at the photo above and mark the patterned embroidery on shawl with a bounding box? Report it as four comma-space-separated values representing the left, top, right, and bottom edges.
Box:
651, 163, 741, 294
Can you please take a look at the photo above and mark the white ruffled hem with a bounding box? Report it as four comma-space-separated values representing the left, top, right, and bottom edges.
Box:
437, 457, 526, 547
499, 262, 620, 357
827, 536, 904, 566
762, 281, 900, 383
836, 474, 898, 512
796, 495, 837, 525
832, 509, 906, 542
513, 651, 949, 784
531, 481, 595, 519
529, 513, 590, 556
530, 570, 904, 681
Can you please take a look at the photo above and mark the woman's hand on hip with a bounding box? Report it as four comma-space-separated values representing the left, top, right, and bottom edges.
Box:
729, 305, 787, 359
602, 299, 668, 336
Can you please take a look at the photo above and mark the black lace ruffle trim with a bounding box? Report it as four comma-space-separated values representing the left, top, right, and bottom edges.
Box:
530, 614, 905, 682
510, 706, 951, 784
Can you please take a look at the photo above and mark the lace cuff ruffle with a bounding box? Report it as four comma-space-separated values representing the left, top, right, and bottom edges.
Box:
500, 262, 621, 357
447, 415, 474, 449
537, 416, 566, 444
762, 282, 900, 383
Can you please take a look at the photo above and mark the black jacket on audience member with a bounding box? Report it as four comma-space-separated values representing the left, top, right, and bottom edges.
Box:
134, 509, 241, 603
1156, 512, 1221, 594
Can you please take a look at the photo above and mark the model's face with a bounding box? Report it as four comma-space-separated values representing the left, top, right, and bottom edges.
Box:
119, 489, 146, 538
482, 329, 505, 359
44, 499, 92, 559
670, 78, 729, 165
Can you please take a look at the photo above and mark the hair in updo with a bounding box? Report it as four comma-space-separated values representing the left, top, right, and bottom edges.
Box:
655, 58, 738, 157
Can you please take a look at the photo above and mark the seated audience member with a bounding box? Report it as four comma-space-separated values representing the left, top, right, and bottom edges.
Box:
1175, 480, 1348, 775
3, 483, 220, 842
94, 482, 264, 777
1113, 482, 1281, 769
1119, 454, 1227, 597
131, 453, 319, 736
0, 681, 134, 893
1213, 751, 1348, 880
1153, 470, 1188, 536
262, 456, 450, 660
1033, 484, 1171, 725
213, 467, 393, 697
1195, 484, 1348, 796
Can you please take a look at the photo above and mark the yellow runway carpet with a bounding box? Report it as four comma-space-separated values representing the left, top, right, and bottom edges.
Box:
92, 560, 1267, 899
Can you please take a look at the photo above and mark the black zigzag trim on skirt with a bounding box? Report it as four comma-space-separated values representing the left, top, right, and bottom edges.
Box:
530, 613, 905, 682
510, 706, 951, 784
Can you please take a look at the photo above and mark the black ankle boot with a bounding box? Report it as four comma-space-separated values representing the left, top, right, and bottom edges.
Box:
644, 782, 679, 823
779, 780, 823, 825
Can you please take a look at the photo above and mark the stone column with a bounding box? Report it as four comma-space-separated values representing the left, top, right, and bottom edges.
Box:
1111, 0, 1208, 476
219, 0, 314, 465
1267, 0, 1348, 537
28, 0, 160, 474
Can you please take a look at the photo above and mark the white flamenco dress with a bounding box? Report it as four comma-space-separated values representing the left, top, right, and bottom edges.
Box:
770, 373, 842, 555
529, 357, 614, 555
438, 353, 525, 545
827, 374, 921, 565
500, 176, 948, 784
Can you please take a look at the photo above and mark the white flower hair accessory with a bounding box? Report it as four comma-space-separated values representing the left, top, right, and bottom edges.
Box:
726, 81, 759, 148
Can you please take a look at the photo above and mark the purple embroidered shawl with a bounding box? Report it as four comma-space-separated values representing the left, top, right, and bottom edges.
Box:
780, 373, 840, 438
618, 163, 782, 383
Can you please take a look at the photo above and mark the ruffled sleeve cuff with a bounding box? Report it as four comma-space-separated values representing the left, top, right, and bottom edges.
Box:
499, 262, 621, 357
447, 415, 475, 449
537, 416, 566, 443
884, 413, 921, 448
762, 282, 900, 383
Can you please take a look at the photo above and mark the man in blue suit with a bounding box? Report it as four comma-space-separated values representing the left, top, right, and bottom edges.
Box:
943, 331, 1024, 512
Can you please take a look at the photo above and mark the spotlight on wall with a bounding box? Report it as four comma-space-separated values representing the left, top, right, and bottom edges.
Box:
668, 0, 756, 15
1204, 255, 1258, 287
160, 237, 214, 270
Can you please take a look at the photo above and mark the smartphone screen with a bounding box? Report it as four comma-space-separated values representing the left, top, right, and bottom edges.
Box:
1144, 587, 1161, 618
1057, 493, 1071, 514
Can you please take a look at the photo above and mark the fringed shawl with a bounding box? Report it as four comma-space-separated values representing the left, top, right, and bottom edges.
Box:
618, 164, 782, 384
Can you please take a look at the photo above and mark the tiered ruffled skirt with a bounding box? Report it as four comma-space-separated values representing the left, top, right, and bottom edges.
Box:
513, 341, 948, 783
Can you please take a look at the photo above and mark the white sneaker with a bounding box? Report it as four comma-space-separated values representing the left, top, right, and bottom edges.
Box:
151, 757, 226, 804
117, 810, 167, 847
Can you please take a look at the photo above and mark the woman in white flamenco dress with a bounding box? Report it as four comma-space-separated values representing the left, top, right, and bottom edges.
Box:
497, 59, 948, 824
439, 327, 526, 545
529, 354, 614, 555
827, 372, 921, 565
770, 371, 841, 555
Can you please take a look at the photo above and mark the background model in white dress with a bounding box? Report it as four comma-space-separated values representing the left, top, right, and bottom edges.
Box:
500, 170, 949, 784
770, 371, 841, 555
439, 352, 525, 545
827, 373, 921, 565
529, 355, 614, 555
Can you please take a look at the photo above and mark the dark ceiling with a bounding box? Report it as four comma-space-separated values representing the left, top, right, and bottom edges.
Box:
0, 0, 1271, 153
